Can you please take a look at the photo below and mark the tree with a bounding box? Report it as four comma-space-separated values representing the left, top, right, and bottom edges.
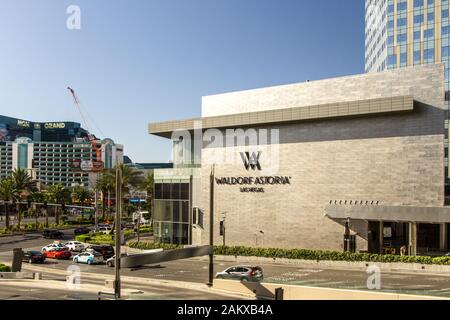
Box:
140, 173, 154, 223
28, 191, 44, 227
0, 179, 19, 230
103, 164, 144, 233
96, 173, 115, 220
46, 184, 71, 225
11, 168, 36, 228
72, 185, 92, 208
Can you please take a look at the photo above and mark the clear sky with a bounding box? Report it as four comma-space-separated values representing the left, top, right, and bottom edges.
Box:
0, 0, 365, 162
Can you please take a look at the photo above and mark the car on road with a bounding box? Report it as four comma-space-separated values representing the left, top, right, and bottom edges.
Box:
64, 241, 85, 252
41, 242, 67, 252
73, 252, 104, 265
86, 245, 115, 259
105, 253, 130, 267
42, 229, 64, 239
74, 227, 90, 236
22, 251, 46, 264
215, 266, 264, 282
43, 248, 72, 260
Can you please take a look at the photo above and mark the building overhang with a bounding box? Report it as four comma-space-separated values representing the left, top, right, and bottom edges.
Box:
325, 204, 450, 224
149, 95, 414, 138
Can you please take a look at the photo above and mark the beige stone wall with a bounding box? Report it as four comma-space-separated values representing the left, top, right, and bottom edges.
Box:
196, 135, 444, 251
202, 64, 445, 117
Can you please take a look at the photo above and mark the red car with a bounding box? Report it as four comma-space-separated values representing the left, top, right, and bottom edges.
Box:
44, 248, 72, 260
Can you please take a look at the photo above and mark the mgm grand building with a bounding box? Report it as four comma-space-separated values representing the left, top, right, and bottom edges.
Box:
149, 64, 450, 256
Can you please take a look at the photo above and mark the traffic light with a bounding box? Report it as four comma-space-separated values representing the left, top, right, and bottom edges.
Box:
219, 220, 224, 236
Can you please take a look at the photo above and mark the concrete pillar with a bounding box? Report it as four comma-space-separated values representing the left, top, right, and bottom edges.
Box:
440, 223, 447, 252
379, 221, 384, 254
409, 222, 417, 256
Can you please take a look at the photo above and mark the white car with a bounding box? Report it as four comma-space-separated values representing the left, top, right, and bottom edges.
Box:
98, 226, 112, 235
73, 252, 104, 265
41, 243, 67, 252
64, 241, 85, 252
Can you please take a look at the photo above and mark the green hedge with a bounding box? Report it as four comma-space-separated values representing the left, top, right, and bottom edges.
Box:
75, 235, 92, 243
127, 242, 450, 266
0, 264, 11, 272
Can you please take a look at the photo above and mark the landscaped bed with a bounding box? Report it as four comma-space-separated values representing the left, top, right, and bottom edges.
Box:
127, 242, 450, 266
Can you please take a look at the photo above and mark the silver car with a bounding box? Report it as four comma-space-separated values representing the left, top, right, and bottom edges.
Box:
215, 266, 264, 282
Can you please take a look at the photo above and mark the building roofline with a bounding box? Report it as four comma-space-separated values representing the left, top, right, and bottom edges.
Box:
149, 95, 414, 138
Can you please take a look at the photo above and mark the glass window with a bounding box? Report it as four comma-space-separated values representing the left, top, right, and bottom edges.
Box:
388, 35, 394, 45
397, 18, 407, 27
443, 26, 450, 35
398, 33, 407, 43
428, 12, 435, 21
444, 10, 449, 19
414, 0, 424, 7
400, 53, 407, 64
154, 183, 162, 199
414, 50, 421, 63
162, 183, 171, 200
414, 14, 424, 24
398, 2, 407, 11
443, 46, 450, 58
388, 54, 397, 65
424, 28, 434, 38
414, 31, 421, 40
180, 183, 190, 200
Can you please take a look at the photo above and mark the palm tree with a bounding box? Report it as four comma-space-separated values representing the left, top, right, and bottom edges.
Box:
96, 173, 115, 220
104, 163, 144, 210
46, 184, 71, 225
0, 179, 19, 230
140, 173, 154, 224
11, 168, 36, 228
72, 185, 92, 208
28, 191, 44, 227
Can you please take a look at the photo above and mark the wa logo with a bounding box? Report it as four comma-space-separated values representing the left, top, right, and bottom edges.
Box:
240, 152, 262, 171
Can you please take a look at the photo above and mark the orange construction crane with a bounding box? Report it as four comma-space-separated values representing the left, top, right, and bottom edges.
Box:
67, 87, 102, 162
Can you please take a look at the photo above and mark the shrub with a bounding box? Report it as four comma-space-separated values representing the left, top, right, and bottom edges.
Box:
75, 235, 91, 243
0, 264, 11, 272
126, 242, 450, 266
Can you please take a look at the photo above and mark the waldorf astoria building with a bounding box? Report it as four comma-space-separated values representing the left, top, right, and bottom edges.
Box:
149, 63, 450, 256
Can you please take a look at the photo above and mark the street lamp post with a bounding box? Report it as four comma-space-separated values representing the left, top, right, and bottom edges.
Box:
114, 166, 122, 299
208, 165, 215, 287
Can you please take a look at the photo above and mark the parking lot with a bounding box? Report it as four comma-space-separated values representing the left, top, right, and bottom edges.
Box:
2, 228, 450, 298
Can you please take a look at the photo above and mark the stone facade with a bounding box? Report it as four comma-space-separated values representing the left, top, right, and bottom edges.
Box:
195, 133, 444, 251
202, 64, 445, 117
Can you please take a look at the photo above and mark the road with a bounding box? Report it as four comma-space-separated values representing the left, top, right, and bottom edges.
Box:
1, 230, 450, 298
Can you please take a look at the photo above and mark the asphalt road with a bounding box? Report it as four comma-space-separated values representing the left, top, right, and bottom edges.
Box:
0, 279, 243, 300
2, 231, 450, 298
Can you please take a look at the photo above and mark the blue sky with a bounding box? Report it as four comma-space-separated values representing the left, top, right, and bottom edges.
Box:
0, 0, 365, 162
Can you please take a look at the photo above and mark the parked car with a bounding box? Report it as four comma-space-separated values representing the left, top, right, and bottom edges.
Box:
22, 251, 46, 264
43, 229, 64, 239
86, 245, 115, 259
74, 227, 90, 236
43, 248, 72, 260
105, 253, 130, 267
98, 226, 112, 235
215, 266, 264, 282
41, 242, 67, 252
73, 252, 104, 265
64, 241, 85, 252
